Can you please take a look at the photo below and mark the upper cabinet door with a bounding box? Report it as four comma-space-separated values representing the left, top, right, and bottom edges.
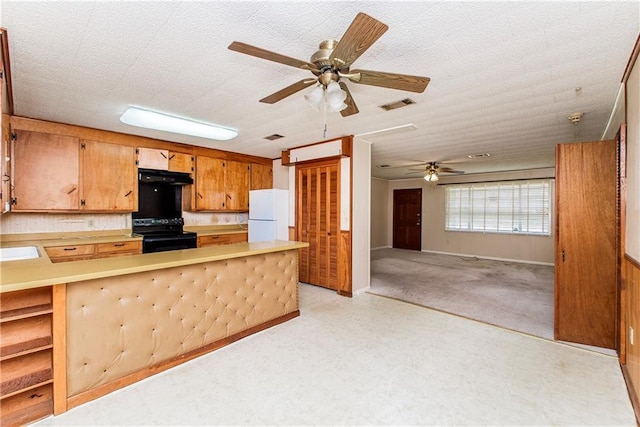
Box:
81, 140, 137, 211
168, 152, 193, 174
12, 130, 80, 211
251, 163, 273, 190
225, 160, 250, 211
137, 147, 169, 170
195, 156, 225, 210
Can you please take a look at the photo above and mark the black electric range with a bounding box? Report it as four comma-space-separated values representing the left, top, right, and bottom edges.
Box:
132, 218, 197, 254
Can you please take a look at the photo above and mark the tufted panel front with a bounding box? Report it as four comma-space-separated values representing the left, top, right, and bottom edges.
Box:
66, 250, 298, 397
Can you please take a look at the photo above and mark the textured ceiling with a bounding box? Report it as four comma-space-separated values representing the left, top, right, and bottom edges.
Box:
2, 1, 638, 179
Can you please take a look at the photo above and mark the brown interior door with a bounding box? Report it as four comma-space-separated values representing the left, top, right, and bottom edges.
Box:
393, 188, 422, 250
297, 160, 339, 289
555, 140, 617, 349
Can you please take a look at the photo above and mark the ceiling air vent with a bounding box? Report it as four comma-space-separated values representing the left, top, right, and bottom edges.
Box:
380, 98, 416, 111
264, 134, 284, 141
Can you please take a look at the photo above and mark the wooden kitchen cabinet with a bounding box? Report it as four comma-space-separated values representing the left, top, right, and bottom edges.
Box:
225, 160, 250, 210
251, 163, 273, 190
0, 287, 54, 427
1, 114, 11, 214
82, 140, 137, 211
187, 156, 249, 211
198, 232, 248, 247
137, 147, 193, 174
168, 152, 193, 173
137, 147, 168, 170
45, 240, 141, 263
11, 131, 137, 212
12, 130, 80, 211
191, 156, 225, 210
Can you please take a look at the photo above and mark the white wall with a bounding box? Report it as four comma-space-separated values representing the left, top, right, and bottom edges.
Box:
351, 138, 371, 293
381, 168, 556, 265
370, 178, 389, 249
272, 158, 289, 190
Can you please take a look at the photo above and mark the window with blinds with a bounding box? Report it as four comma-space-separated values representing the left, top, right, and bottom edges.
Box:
445, 179, 552, 236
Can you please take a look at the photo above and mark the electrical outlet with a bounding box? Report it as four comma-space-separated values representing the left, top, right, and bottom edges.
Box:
630, 326, 634, 345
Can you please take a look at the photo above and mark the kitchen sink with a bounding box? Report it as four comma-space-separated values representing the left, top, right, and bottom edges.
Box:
0, 246, 40, 261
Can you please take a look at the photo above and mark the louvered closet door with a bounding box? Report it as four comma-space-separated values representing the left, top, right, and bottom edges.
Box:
297, 160, 339, 289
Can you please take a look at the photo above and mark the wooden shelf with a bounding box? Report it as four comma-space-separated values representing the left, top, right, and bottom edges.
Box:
0, 288, 52, 321
1, 383, 53, 427
0, 307, 52, 323
0, 349, 53, 396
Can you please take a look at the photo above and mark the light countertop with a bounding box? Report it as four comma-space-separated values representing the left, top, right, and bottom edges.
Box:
1, 240, 307, 293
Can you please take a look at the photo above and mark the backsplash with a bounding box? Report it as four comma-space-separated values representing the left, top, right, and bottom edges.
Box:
0, 212, 247, 235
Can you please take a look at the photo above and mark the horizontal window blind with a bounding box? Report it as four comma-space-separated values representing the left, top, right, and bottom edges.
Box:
445, 179, 552, 236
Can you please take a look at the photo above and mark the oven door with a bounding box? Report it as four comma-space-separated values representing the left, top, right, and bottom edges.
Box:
142, 233, 197, 254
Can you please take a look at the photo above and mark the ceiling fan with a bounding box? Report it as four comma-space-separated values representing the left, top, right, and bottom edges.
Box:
228, 12, 430, 117
406, 162, 466, 182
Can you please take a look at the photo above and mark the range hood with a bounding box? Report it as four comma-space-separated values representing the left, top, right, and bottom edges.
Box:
138, 168, 193, 185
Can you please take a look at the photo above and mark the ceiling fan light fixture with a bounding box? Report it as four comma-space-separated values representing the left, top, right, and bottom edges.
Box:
305, 82, 347, 113
424, 171, 439, 182
304, 85, 325, 111
120, 107, 238, 141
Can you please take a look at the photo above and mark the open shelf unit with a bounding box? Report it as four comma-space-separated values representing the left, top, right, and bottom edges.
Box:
0, 287, 54, 427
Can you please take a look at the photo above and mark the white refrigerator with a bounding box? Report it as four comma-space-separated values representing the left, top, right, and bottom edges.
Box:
248, 189, 289, 242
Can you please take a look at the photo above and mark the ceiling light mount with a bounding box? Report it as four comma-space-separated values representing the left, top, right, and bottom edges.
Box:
567, 112, 584, 124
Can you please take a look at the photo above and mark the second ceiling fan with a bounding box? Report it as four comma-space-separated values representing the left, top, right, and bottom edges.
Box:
228, 12, 430, 117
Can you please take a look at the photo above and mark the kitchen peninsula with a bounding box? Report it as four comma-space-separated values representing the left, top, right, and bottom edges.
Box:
0, 238, 306, 426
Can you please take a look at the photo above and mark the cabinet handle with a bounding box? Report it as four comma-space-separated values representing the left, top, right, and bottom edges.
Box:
212, 236, 220, 239
124, 191, 132, 197
114, 243, 125, 247
197, 192, 204, 199
67, 187, 77, 194
64, 247, 77, 251
562, 250, 565, 262
226, 193, 232, 200
161, 152, 167, 159
169, 154, 175, 160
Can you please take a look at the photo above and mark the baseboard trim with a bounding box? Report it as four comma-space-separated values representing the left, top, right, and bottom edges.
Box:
621, 364, 640, 425
420, 249, 554, 266
352, 286, 371, 296
371, 246, 391, 251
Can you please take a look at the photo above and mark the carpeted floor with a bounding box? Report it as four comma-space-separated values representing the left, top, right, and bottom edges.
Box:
370, 248, 556, 340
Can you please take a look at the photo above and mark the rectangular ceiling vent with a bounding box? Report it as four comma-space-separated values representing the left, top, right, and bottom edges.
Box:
380, 98, 416, 111
264, 133, 285, 141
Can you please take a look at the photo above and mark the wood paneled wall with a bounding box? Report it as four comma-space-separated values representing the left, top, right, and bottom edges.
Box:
624, 256, 640, 420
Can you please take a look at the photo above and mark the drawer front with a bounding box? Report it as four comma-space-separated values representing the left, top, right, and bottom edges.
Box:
198, 235, 231, 247
96, 241, 141, 255
227, 233, 247, 244
198, 233, 247, 247
45, 244, 95, 259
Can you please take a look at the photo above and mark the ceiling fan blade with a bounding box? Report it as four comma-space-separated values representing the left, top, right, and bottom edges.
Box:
259, 79, 317, 104
339, 82, 359, 117
228, 41, 317, 71
329, 12, 388, 69
439, 167, 465, 174
350, 69, 430, 93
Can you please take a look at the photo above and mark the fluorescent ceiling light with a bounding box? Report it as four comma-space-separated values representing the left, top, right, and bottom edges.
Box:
120, 107, 238, 141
